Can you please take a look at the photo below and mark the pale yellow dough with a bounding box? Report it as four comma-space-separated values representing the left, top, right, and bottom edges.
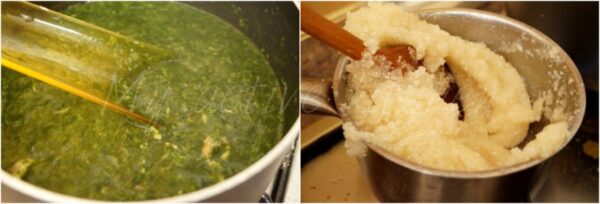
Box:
341, 3, 570, 172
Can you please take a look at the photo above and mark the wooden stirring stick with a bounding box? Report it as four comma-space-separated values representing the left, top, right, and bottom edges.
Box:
301, 5, 420, 71
2, 2, 162, 127
2, 59, 161, 127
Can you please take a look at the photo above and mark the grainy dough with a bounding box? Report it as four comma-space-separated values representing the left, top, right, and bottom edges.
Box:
341, 3, 570, 172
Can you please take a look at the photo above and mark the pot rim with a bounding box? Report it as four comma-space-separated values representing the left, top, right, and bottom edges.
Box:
333, 8, 586, 179
1, 118, 300, 202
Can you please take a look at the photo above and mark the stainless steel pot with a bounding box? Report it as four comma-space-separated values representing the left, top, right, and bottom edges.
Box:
301, 8, 586, 202
1, 2, 299, 202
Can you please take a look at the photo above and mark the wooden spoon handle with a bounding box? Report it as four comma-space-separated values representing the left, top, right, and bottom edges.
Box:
301, 5, 365, 60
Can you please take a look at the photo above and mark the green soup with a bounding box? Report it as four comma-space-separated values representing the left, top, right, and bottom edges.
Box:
2, 2, 283, 201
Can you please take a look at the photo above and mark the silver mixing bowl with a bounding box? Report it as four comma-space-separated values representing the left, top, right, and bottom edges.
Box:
302, 8, 586, 202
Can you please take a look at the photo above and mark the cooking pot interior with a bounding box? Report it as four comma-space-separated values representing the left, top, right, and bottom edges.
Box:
416, 10, 585, 148
34, 1, 300, 132
187, 2, 300, 130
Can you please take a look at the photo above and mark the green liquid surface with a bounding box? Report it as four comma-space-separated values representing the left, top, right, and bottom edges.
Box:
2, 2, 283, 201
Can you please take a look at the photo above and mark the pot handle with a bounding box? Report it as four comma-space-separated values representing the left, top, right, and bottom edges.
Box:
300, 78, 339, 116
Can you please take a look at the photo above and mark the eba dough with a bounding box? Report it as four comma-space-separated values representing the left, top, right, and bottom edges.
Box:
341, 3, 570, 172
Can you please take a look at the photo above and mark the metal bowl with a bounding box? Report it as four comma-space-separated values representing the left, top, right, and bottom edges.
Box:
314, 8, 586, 202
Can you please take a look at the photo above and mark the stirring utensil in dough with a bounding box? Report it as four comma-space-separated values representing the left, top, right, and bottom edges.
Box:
1, 2, 169, 126
301, 5, 419, 71
300, 4, 462, 117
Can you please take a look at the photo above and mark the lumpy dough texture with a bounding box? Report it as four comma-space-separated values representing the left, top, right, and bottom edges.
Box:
341, 3, 570, 172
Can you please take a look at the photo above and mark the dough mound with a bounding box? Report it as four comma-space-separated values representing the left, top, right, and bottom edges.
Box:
341, 3, 569, 172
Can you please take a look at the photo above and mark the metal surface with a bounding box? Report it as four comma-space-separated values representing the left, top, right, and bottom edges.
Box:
531, 91, 599, 202
360, 146, 545, 202
504, 2, 599, 92
270, 137, 298, 202
301, 8, 587, 202
1, 2, 299, 202
300, 78, 337, 115
498, 3, 599, 201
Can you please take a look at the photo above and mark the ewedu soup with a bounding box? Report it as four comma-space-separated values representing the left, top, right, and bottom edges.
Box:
2, 2, 288, 201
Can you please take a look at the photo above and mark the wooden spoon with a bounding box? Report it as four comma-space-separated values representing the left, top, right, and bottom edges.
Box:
2, 2, 164, 127
301, 5, 420, 71
301, 5, 464, 120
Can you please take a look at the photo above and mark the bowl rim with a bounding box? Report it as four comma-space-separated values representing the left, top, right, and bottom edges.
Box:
333, 8, 587, 179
